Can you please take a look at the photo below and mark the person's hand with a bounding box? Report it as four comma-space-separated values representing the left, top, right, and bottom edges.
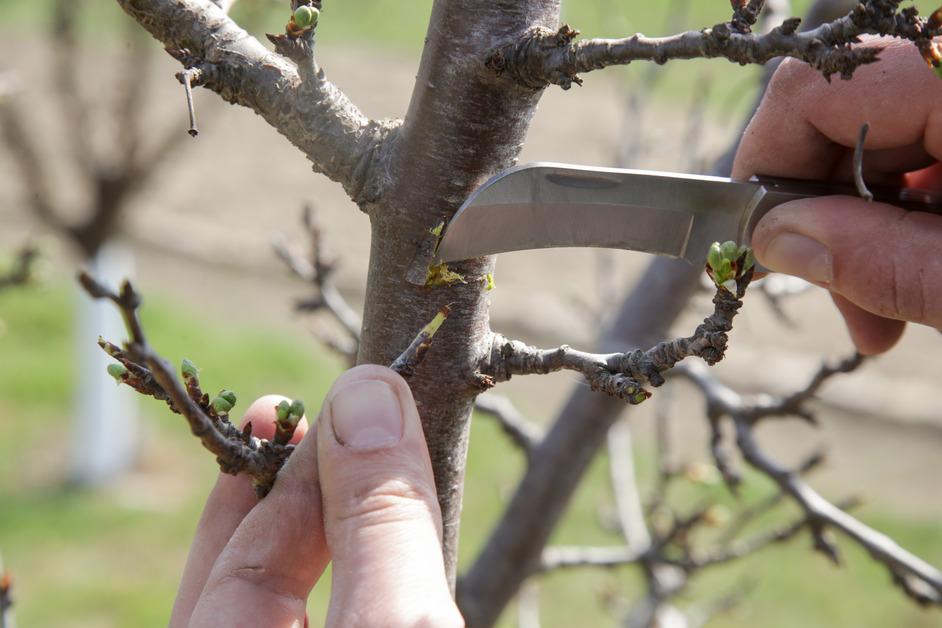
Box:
169, 365, 463, 627
733, 38, 942, 354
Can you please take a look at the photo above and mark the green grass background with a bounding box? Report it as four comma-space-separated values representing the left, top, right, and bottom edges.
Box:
2, 0, 942, 626
1, 280, 940, 627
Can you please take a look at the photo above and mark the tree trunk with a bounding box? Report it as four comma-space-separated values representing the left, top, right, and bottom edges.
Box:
356, 0, 561, 588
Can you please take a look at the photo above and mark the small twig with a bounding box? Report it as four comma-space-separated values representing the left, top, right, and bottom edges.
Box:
607, 418, 652, 551
0, 245, 38, 291
717, 450, 826, 545
486, 1, 934, 90
481, 267, 753, 404
78, 272, 295, 497
854, 122, 873, 202
474, 394, 542, 459
274, 205, 362, 363
390, 305, 451, 377
675, 353, 942, 605
649, 388, 678, 513
684, 496, 859, 571
79, 272, 449, 495
733, 415, 942, 603
538, 545, 646, 573
177, 68, 202, 138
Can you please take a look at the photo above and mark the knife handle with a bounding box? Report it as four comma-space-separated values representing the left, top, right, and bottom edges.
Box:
750, 175, 942, 213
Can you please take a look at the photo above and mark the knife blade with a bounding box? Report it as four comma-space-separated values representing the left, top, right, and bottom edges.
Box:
436, 162, 942, 268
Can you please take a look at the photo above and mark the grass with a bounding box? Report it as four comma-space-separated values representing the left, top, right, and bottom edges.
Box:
1, 281, 940, 626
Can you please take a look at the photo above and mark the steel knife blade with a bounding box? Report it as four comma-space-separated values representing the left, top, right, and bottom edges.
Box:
436, 162, 942, 268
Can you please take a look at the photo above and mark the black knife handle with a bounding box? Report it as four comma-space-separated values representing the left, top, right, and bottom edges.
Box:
751, 175, 942, 214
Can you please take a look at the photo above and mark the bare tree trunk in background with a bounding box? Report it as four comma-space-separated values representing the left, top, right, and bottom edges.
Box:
459, 258, 702, 626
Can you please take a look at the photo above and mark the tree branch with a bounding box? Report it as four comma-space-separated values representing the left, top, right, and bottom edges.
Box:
116, 0, 398, 204
273, 205, 362, 357
480, 270, 752, 404
678, 355, 942, 606
77, 271, 295, 496
78, 271, 447, 495
487, 0, 934, 89
473, 393, 542, 459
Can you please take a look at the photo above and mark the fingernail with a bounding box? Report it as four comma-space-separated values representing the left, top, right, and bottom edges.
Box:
330, 380, 404, 451
761, 232, 833, 285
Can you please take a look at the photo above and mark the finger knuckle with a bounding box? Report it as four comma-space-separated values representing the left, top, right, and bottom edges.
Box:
336, 476, 439, 530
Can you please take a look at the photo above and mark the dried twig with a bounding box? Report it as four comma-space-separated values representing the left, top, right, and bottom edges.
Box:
473, 394, 542, 459
177, 68, 201, 137
854, 122, 874, 202
487, 1, 934, 90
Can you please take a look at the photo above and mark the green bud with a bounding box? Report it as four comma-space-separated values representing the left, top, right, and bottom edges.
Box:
720, 240, 739, 262
212, 395, 234, 414
218, 390, 237, 407
107, 363, 128, 382
276, 400, 291, 421
717, 257, 732, 280
631, 392, 647, 405
289, 399, 305, 419
293, 5, 319, 29
707, 242, 723, 272
740, 247, 755, 273
181, 358, 199, 379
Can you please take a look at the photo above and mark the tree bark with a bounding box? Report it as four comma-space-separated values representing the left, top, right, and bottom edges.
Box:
356, 0, 561, 589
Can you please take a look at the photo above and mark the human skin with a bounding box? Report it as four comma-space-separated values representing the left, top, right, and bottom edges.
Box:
169, 366, 463, 628
734, 37, 942, 355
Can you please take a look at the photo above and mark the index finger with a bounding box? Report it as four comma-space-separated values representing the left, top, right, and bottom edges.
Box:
732, 37, 942, 183
170, 395, 309, 628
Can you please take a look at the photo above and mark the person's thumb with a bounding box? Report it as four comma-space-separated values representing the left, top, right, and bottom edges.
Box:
316, 365, 462, 628
752, 196, 942, 353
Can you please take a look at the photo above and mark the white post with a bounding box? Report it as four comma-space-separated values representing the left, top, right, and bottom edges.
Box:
72, 241, 139, 486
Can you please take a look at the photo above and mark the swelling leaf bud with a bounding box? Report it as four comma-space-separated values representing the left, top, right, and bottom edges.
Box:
276, 399, 291, 421
289, 399, 305, 419
212, 395, 234, 414
181, 358, 199, 379
293, 5, 319, 29
107, 363, 129, 382
218, 390, 237, 407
